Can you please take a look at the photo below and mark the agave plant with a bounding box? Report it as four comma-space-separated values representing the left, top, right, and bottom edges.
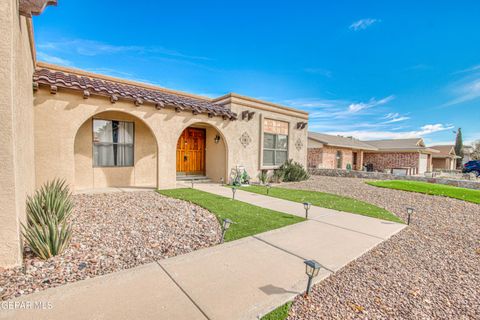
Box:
22, 219, 72, 260
22, 179, 74, 260
25, 179, 73, 225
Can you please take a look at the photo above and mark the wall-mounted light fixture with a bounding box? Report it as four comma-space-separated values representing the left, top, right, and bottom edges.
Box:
242, 110, 256, 121
214, 135, 221, 144
296, 122, 307, 130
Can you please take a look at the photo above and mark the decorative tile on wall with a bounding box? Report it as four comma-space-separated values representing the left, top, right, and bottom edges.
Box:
295, 138, 303, 151
239, 131, 252, 148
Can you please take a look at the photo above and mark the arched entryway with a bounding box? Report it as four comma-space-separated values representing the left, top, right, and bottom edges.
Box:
74, 110, 158, 190
176, 123, 227, 183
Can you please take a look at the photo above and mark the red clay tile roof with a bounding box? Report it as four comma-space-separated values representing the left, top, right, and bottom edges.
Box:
33, 67, 237, 120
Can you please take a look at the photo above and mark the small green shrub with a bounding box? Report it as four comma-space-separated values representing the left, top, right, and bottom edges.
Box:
272, 169, 285, 183
258, 170, 269, 184
276, 159, 309, 182
241, 169, 250, 184
22, 179, 74, 260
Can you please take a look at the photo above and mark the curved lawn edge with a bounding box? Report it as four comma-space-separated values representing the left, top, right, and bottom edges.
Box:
261, 301, 292, 320
235, 185, 403, 223
366, 180, 480, 204
157, 188, 304, 242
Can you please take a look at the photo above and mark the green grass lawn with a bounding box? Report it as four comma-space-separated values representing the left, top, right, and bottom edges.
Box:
157, 188, 304, 242
261, 302, 292, 320
367, 180, 480, 204
236, 185, 403, 223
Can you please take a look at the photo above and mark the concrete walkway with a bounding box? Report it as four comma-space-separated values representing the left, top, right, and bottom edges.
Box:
1, 184, 405, 320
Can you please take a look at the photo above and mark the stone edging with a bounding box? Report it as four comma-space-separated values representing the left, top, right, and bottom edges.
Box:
308, 168, 480, 190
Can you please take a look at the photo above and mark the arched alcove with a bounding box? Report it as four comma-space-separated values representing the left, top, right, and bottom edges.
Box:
74, 110, 158, 189
175, 122, 228, 183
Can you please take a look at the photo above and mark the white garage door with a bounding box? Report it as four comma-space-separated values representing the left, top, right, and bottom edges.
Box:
418, 154, 428, 174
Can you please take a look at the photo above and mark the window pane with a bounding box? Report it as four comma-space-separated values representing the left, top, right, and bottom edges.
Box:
264, 133, 275, 149
263, 150, 274, 165
276, 135, 288, 150
93, 120, 134, 167
116, 121, 134, 144
93, 144, 115, 166
275, 151, 287, 165
124, 122, 134, 144
116, 144, 134, 166
93, 120, 113, 143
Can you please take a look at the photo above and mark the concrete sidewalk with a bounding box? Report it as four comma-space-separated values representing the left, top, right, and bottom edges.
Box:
1, 185, 405, 320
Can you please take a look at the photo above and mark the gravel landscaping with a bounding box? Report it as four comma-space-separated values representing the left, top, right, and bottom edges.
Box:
0, 191, 221, 301
284, 176, 480, 319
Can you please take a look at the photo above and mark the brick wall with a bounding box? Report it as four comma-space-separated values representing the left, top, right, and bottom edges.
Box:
363, 152, 419, 172
308, 146, 354, 169
432, 158, 446, 170
307, 148, 322, 168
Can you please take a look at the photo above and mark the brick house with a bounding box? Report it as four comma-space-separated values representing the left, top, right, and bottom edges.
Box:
429, 145, 459, 170
307, 132, 378, 170
308, 133, 439, 175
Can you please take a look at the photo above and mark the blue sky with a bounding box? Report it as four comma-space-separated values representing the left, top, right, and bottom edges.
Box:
34, 0, 480, 145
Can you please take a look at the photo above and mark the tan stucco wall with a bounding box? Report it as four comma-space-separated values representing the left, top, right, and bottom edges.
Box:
205, 126, 227, 183
34, 88, 308, 190
0, 0, 36, 267
74, 111, 157, 189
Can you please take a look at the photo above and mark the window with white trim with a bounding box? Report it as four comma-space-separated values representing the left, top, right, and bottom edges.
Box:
263, 119, 288, 166
93, 119, 134, 167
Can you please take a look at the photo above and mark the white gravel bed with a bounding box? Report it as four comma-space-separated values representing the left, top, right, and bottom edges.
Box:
0, 191, 221, 301
285, 176, 480, 319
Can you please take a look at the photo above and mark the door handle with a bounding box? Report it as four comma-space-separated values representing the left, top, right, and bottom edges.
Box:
184, 155, 188, 161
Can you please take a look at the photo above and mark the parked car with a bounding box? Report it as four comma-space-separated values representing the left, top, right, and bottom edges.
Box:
463, 160, 480, 177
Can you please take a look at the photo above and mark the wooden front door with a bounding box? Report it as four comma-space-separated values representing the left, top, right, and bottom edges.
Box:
176, 128, 206, 174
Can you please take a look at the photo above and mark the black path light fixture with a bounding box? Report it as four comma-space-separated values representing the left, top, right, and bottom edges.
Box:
304, 259, 321, 295
406, 207, 414, 225
232, 186, 237, 200
220, 218, 233, 243
266, 183, 271, 195
303, 202, 312, 219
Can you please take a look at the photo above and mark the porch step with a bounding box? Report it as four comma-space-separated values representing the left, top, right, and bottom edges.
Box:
176, 175, 212, 183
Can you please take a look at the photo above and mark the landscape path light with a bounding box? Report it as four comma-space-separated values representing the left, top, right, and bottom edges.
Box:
304, 259, 321, 295
191, 179, 194, 189
266, 183, 271, 195
303, 202, 312, 219
406, 207, 414, 225
232, 187, 237, 200
220, 218, 233, 243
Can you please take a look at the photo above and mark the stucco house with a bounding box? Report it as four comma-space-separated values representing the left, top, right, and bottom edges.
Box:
308, 133, 438, 175
429, 145, 459, 170
0, 0, 308, 267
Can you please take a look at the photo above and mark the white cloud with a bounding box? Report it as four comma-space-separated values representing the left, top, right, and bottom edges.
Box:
303, 68, 332, 77
325, 123, 454, 140
349, 18, 380, 31
443, 78, 480, 106
37, 38, 210, 60
347, 95, 395, 113
36, 51, 72, 66
383, 112, 410, 123
282, 98, 348, 109
453, 64, 480, 75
